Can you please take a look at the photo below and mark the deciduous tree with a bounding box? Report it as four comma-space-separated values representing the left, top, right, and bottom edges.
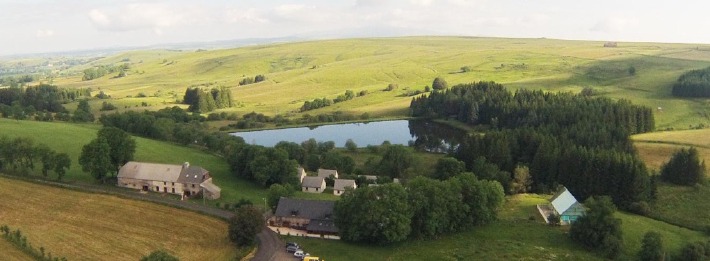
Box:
228, 205, 265, 246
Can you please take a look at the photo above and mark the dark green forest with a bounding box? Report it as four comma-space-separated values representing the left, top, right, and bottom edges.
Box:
672, 67, 710, 97
410, 81, 656, 209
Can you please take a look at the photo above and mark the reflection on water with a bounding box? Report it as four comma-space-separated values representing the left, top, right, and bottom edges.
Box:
231, 120, 462, 152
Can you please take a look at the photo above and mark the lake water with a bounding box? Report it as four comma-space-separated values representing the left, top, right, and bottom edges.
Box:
231, 120, 463, 152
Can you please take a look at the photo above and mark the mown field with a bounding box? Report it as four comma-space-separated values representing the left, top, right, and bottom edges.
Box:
0, 238, 33, 261
0, 177, 238, 260
40, 37, 710, 130
287, 194, 706, 261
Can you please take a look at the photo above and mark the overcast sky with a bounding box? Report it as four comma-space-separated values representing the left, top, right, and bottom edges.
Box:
2, 0, 710, 56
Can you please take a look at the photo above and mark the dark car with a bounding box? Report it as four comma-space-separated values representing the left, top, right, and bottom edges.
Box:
286, 242, 300, 248
286, 245, 300, 253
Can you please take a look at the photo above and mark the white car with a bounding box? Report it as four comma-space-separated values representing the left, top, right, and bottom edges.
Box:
294, 250, 310, 258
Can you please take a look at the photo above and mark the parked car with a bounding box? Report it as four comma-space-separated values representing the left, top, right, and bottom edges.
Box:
294, 250, 309, 258
303, 257, 320, 261
286, 245, 300, 253
286, 242, 300, 248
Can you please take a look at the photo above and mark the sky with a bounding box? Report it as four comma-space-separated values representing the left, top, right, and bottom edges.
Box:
2, 0, 710, 56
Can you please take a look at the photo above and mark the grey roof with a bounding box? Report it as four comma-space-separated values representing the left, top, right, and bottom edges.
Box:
317, 168, 338, 178
333, 179, 356, 191
551, 187, 580, 215
359, 175, 378, 181
199, 179, 221, 193
176, 166, 209, 184
301, 176, 325, 188
306, 219, 339, 233
118, 161, 208, 184
117, 161, 181, 182
274, 198, 336, 221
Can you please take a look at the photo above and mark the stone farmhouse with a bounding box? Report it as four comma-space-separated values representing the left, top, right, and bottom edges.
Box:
117, 161, 221, 200
269, 198, 339, 237
333, 179, 356, 196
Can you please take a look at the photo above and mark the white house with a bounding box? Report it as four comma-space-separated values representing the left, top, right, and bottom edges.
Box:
333, 179, 357, 196
317, 168, 338, 179
549, 186, 586, 225
302, 176, 326, 193
297, 167, 307, 183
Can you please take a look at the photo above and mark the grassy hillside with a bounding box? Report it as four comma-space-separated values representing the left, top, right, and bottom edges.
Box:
42, 37, 710, 130
0, 239, 33, 261
0, 118, 266, 204
0, 177, 239, 260
287, 194, 706, 261
632, 129, 710, 231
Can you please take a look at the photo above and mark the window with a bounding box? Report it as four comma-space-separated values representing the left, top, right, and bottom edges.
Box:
192, 184, 195, 188
164, 182, 166, 185
172, 182, 175, 186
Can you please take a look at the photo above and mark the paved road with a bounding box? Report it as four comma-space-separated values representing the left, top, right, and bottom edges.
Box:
2, 175, 283, 261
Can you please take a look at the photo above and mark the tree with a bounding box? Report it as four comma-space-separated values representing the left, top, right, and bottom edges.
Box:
97, 127, 136, 174
378, 145, 414, 178
638, 232, 664, 261
570, 196, 623, 259
141, 250, 179, 261
267, 184, 294, 211
53, 153, 71, 181
228, 205, 265, 246
461, 66, 472, 72
432, 157, 465, 180
432, 77, 448, 90
660, 147, 706, 186
72, 99, 94, 122
79, 137, 112, 183
36, 144, 55, 177
334, 183, 412, 244
509, 165, 532, 194
407, 177, 466, 238
345, 139, 358, 152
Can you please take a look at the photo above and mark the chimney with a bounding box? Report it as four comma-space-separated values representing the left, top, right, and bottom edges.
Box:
183, 162, 189, 169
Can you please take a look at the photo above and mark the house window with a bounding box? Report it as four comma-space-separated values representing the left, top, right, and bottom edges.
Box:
172, 188, 175, 193
172, 182, 175, 186
315, 188, 319, 191
192, 184, 195, 188
155, 186, 159, 191
164, 182, 166, 185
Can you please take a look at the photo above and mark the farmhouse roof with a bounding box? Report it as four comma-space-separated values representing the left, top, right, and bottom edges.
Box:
199, 179, 221, 193
301, 176, 325, 188
359, 175, 378, 181
550, 186, 581, 215
118, 161, 208, 184
317, 168, 338, 178
306, 219, 339, 234
333, 179, 356, 191
274, 198, 336, 221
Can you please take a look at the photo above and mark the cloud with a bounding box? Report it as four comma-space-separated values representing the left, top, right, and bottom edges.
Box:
224, 8, 269, 24
88, 3, 206, 33
410, 0, 433, 7
590, 17, 639, 33
35, 29, 55, 38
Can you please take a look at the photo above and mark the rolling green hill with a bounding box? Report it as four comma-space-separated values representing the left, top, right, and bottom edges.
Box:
44, 37, 710, 129
0, 118, 267, 203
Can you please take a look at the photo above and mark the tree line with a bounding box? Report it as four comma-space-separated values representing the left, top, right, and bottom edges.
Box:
1, 225, 68, 261
411, 81, 656, 209
335, 174, 505, 244
0, 84, 91, 112
99, 106, 206, 144
301, 90, 355, 112
82, 64, 128, 81
182, 87, 233, 113
672, 66, 710, 97
0, 135, 71, 180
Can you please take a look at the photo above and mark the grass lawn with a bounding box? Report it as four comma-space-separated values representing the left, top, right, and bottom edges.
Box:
0, 118, 267, 204
0, 177, 241, 260
38, 37, 710, 130
617, 210, 707, 257
0, 239, 33, 261
649, 183, 710, 231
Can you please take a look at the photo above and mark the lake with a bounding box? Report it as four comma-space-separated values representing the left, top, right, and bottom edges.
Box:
231, 120, 464, 152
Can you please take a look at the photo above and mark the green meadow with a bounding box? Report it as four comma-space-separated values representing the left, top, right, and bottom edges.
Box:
0, 118, 267, 204
287, 194, 706, 261
43, 37, 710, 130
